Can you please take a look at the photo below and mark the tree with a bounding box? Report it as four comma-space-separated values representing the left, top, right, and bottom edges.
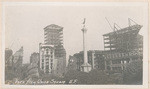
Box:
123, 60, 143, 84
64, 69, 115, 84
88, 69, 110, 84
64, 70, 89, 84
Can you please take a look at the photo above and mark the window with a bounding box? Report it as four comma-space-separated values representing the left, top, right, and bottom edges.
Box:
112, 67, 122, 71
107, 66, 111, 70
46, 65, 49, 69
112, 60, 121, 64
46, 62, 49, 65
106, 61, 110, 65
46, 48, 49, 54
42, 55, 44, 59
51, 65, 53, 69
42, 63, 44, 69
124, 61, 127, 64
51, 50, 53, 54
42, 66, 44, 69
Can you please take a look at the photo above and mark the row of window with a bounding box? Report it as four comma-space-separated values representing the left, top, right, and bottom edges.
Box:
42, 59, 53, 62
112, 67, 122, 71
42, 55, 53, 59
106, 60, 130, 65
105, 51, 142, 59
41, 63, 53, 70
106, 66, 122, 71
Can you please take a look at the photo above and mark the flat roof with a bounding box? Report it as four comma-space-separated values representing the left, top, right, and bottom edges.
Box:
103, 24, 142, 36
44, 24, 63, 30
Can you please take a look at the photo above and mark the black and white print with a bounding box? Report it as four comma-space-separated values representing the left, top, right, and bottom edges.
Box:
3, 2, 148, 86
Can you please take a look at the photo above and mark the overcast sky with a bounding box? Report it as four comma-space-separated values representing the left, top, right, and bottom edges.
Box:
4, 2, 147, 64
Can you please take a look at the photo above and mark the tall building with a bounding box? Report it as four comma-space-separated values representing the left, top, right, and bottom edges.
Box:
103, 19, 143, 72
39, 24, 66, 76
103, 24, 143, 52
44, 24, 63, 45
44, 24, 66, 61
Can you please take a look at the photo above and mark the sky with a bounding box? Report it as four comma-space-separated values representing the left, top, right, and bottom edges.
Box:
4, 2, 148, 64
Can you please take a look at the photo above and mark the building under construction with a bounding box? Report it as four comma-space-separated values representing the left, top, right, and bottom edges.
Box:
39, 24, 66, 76
103, 18, 143, 52
44, 24, 66, 58
103, 18, 143, 72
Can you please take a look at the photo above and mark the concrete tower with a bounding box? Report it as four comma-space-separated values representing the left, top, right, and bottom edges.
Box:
81, 18, 91, 72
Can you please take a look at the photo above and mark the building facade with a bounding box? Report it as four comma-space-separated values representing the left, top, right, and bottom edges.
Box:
103, 24, 143, 52
39, 24, 66, 76
103, 21, 143, 72
39, 43, 56, 74
104, 50, 142, 72
44, 24, 66, 62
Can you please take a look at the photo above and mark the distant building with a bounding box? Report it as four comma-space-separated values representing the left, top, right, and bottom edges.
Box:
30, 52, 39, 65
27, 52, 40, 79
103, 20, 143, 72
67, 55, 78, 71
5, 48, 13, 81
69, 50, 105, 71
13, 46, 24, 70
5, 47, 23, 81
5, 48, 13, 67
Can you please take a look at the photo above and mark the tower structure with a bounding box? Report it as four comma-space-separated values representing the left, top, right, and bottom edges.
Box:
81, 18, 91, 72
39, 24, 66, 75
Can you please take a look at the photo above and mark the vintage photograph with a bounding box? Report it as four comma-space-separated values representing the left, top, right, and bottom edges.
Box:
2, 2, 148, 86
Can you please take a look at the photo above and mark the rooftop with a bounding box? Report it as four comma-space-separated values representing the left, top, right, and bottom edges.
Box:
44, 24, 63, 30
103, 24, 142, 36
